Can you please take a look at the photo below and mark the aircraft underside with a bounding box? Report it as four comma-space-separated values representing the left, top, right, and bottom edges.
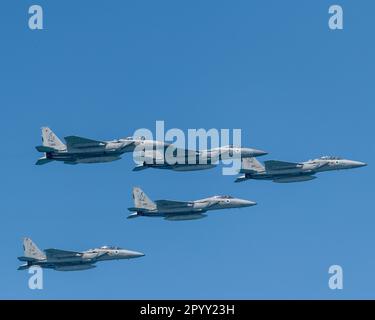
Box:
32, 261, 96, 271
139, 210, 208, 221
136, 163, 217, 171
252, 172, 317, 183
47, 151, 123, 164
164, 213, 207, 221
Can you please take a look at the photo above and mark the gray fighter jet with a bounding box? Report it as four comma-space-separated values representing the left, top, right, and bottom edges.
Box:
18, 238, 145, 271
35, 127, 166, 165
127, 187, 256, 221
235, 156, 367, 183
133, 145, 268, 172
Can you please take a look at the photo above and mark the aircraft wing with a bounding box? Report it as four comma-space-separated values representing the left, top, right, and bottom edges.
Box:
143, 148, 164, 161
45, 248, 82, 259
154, 146, 199, 158
64, 136, 106, 149
264, 160, 302, 171
155, 200, 194, 209
138, 146, 199, 163
177, 148, 200, 158
122, 140, 137, 147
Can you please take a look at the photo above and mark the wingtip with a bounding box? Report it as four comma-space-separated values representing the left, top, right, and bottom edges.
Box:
127, 212, 140, 219
133, 165, 148, 172
234, 175, 247, 183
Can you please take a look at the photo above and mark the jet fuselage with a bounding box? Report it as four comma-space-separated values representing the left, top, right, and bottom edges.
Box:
238, 157, 367, 183
18, 243, 145, 272
130, 195, 256, 221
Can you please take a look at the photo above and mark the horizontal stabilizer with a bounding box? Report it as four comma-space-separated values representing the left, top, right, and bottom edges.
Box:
17, 264, 30, 271
127, 213, 140, 219
234, 174, 249, 183
35, 145, 56, 153
128, 207, 154, 213
18, 256, 37, 262
265, 160, 302, 171
133, 165, 148, 171
35, 157, 54, 165
65, 136, 106, 149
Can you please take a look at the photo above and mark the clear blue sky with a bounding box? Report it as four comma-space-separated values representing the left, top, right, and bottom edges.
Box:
1, 0, 374, 299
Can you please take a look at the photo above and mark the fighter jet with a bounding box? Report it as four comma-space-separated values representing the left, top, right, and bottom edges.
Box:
17, 238, 145, 271
127, 187, 256, 221
35, 127, 166, 165
133, 145, 268, 172
235, 156, 367, 183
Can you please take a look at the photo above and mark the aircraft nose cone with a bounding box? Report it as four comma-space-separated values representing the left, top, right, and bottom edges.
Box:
246, 148, 268, 157
241, 200, 257, 207
131, 251, 145, 258
357, 161, 367, 167
351, 161, 367, 168
120, 250, 145, 259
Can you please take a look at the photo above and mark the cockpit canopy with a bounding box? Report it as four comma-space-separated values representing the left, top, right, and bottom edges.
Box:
319, 156, 343, 160
99, 246, 122, 250
119, 136, 146, 141
213, 195, 234, 199
223, 144, 240, 148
